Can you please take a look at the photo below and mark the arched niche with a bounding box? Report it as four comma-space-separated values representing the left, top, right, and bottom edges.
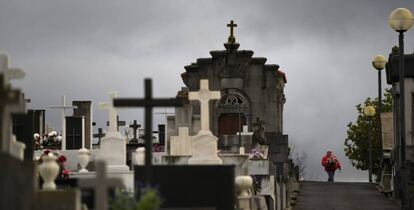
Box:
213, 89, 252, 137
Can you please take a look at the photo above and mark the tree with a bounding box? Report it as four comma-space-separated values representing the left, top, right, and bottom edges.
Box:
344, 89, 392, 179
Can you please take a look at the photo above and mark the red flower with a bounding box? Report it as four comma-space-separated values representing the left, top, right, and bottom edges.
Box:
58, 155, 67, 164
43, 149, 51, 155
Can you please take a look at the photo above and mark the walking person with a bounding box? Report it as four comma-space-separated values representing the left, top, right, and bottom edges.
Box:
321, 149, 341, 182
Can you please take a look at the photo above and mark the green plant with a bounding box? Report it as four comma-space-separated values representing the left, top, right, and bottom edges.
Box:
344, 89, 392, 179
110, 188, 161, 210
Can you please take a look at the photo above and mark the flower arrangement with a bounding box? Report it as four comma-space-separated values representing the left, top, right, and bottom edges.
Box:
152, 144, 164, 152
34, 132, 62, 150
35, 149, 71, 179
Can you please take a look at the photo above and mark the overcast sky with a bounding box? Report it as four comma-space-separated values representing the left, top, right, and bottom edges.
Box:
2, 0, 414, 181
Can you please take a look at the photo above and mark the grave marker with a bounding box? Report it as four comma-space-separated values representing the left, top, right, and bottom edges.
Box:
78, 161, 124, 210
50, 96, 77, 150
113, 78, 182, 182
97, 92, 129, 172
93, 128, 105, 145
188, 79, 222, 164
0, 54, 26, 155
129, 120, 141, 142
170, 127, 192, 156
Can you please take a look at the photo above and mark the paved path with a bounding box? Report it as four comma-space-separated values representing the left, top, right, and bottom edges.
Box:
294, 181, 399, 210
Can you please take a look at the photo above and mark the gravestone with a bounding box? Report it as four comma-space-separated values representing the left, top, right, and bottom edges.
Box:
98, 92, 129, 172
0, 54, 27, 158
73, 101, 93, 149
93, 128, 105, 145
158, 124, 165, 145
50, 96, 77, 150
134, 165, 235, 210
0, 152, 35, 210
113, 78, 183, 182
65, 116, 84, 150
78, 161, 125, 210
13, 109, 45, 159
128, 120, 140, 142
170, 127, 192, 156
188, 79, 222, 164
106, 115, 126, 132
35, 189, 82, 210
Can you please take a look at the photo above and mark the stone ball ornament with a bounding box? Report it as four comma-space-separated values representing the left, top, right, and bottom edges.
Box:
389, 8, 414, 32
363, 105, 376, 117
235, 175, 253, 197
372, 55, 387, 71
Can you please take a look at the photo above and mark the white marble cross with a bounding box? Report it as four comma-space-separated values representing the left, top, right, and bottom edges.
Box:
188, 80, 220, 132
78, 161, 124, 210
0, 54, 25, 85
0, 54, 26, 155
170, 127, 192, 156
99, 92, 118, 134
50, 95, 77, 150
237, 125, 253, 136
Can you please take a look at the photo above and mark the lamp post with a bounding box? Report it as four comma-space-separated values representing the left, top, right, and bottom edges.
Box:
389, 8, 414, 209
372, 55, 387, 152
364, 105, 376, 183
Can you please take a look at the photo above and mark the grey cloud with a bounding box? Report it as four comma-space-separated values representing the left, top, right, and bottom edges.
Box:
2, 0, 414, 181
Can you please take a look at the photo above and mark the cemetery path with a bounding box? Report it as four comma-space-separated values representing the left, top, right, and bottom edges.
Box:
294, 181, 399, 210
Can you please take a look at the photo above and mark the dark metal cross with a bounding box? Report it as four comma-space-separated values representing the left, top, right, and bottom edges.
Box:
113, 78, 182, 183
129, 120, 140, 142
93, 128, 105, 144
227, 20, 237, 43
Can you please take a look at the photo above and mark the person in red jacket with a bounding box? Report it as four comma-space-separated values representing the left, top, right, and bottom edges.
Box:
321, 149, 341, 182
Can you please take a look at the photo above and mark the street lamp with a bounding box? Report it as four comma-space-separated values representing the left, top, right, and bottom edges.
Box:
364, 105, 376, 183
372, 55, 387, 151
389, 7, 414, 209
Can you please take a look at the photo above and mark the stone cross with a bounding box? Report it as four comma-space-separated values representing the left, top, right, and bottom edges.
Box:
93, 128, 105, 144
99, 92, 119, 135
0, 54, 26, 153
129, 120, 140, 142
78, 161, 124, 210
170, 127, 192, 156
50, 95, 77, 150
188, 79, 220, 132
106, 115, 126, 132
237, 125, 253, 136
0, 54, 25, 85
227, 20, 237, 43
113, 78, 182, 183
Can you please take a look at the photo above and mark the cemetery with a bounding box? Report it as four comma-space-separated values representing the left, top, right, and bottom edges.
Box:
0, 21, 301, 210
1, 4, 413, 210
